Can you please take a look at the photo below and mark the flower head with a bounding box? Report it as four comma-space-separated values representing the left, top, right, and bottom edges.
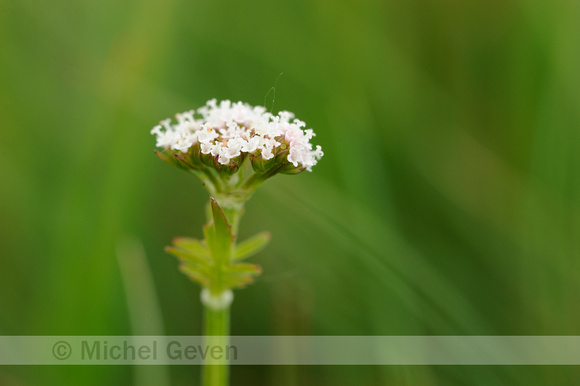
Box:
151, 99, 323, 203
152, 99, 323, 172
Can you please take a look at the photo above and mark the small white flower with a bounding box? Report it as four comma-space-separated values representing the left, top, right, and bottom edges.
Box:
241, 136, 261, 153
287, 147, 302, 167
197, 124, 219, 143
225, 137, 244, 157
210, 143, 221, 157
261, 146, 275, 160
217, 149, 230, 165
171, 131, 197, 153
200, 142, 213, 155
160, 118, 172, 131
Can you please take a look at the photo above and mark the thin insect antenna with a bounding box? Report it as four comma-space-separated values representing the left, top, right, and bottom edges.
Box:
264, 72, 284, 114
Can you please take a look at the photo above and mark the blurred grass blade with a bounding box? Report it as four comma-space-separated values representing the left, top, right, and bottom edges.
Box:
116, 237, 171, 386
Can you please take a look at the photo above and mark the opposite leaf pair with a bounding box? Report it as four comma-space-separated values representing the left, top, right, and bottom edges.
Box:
165, 198, 270, 295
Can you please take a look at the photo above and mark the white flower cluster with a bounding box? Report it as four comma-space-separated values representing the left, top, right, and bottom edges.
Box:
151, 99, 323, 171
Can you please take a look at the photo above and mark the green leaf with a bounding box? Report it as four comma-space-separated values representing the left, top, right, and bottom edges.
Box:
204, 197, 233, 265
165, 246, 210, 266
225, 275, 256, 289
179, 261, 212, 277
233, 231, 270, 261
179, 264, 210, 287
210, 197, 232, 246
225, 263, 262, 276
172, 237, 211, 260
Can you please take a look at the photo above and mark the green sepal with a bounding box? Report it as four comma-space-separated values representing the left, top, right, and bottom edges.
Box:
233, 231, 270, 261
173, 153, 196, 169
214, 154, 244, 175
155, 150, 183, 169
154, 149, 189, 170
187, 143, 205, 167
250, 152, 277, 173
279, 162, 306, 175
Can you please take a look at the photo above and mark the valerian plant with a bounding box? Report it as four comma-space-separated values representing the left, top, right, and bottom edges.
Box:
151, 99, 323, 386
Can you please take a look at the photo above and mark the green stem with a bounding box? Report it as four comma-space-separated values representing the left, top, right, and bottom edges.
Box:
202, 305, 230, 386
240, 172, 264, 190
240, 164, 284, 190
200, 168, 224, 194
201, 200, 245, 386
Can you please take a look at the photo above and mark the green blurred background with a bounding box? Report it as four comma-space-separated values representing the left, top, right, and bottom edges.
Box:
1, 0, 579, 384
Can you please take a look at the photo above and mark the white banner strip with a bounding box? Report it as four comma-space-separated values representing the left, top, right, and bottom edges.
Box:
1, 336, 579, 365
